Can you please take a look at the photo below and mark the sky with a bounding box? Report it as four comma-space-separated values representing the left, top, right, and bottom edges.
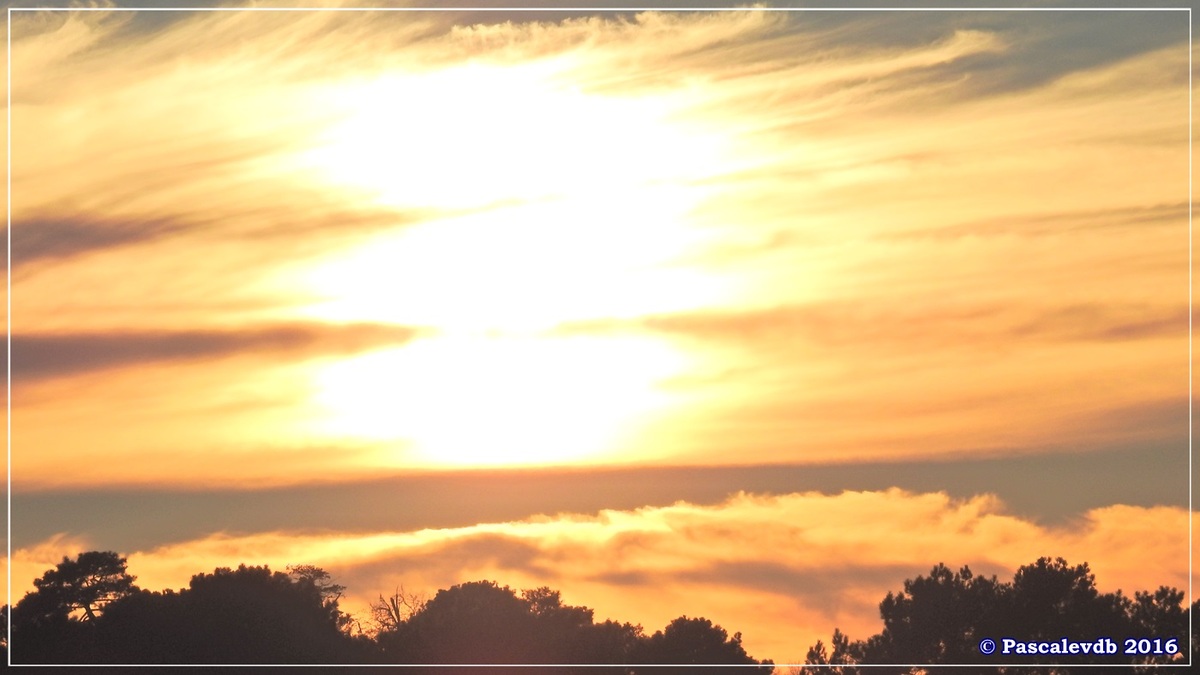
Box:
3, 0, 1195, 666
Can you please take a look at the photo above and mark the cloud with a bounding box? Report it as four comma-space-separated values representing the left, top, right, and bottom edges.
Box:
556, 300, 1188, 353
550, 296, 1186, 465
4, 6, 1067, 226
11, 440, 1188, 559
952, 10, 1188, 96
9, 322, 426, 382
1009, 303, 1189, 343
881, 202, 1187, 242
675, 560, 922, 617
8, 489, 1187, 663
6, 206, 439, 281
7, 216, 188, 270
10, 5, 454, 244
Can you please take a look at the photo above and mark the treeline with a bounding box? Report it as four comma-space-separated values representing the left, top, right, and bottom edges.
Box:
3, 550, 771, 671
799, 557, 1198, 674
2, 551, 1195, 672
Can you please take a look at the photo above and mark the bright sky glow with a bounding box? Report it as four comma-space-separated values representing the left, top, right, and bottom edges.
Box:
299, 62, 729, 209
310, 333, 689, 467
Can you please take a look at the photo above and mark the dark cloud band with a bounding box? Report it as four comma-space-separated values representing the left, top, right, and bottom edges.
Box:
8, 322, 427, 381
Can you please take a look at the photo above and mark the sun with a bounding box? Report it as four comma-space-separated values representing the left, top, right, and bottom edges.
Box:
280, 60, 732, 468
286, 191, 720, 469
288, 193, 726, 333
308, 333, 689, 468
281, 57, 737, 334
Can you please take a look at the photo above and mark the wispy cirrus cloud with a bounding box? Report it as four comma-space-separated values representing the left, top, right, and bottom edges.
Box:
556, 301, 1188, 352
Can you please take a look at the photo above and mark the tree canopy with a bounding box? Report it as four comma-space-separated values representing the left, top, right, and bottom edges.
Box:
6, 551, 773, 670
17, 551, 137, 624
802, 556, 1192, 675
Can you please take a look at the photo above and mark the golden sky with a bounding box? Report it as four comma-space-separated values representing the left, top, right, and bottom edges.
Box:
4, 1, 1194, 665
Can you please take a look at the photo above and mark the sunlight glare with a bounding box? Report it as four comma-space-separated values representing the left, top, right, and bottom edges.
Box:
298, 62, 725, 209
291, 189, 729, 332
309, 334, 689, 468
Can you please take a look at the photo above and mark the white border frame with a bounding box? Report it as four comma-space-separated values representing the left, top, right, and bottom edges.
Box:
4, 3, 1195, 667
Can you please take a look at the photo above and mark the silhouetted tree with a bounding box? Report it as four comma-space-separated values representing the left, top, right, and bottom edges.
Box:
370, 584, 426, 635
92, 587, 185, 662
802, 557, 1189, 675
183, 564, 358, 662
1125, 586, 1189, 670
1192, 599, 1200, 664
10, 551, 138, 663
632, 615, 773, 674
382, 580, 543, 665
286, 563, 357, 634
577, 618, 645, 668
1, 603, 8, 663
93, 563, 363, 664
18, 551, 137, 624
804, 627, 862, 675
1006, 558, 1125, 642
376, 580, 714, 673
865, 563, 1004, 671
521, 586, 644, 669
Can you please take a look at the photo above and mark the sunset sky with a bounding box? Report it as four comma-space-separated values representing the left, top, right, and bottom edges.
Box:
3, 0, 1194, 665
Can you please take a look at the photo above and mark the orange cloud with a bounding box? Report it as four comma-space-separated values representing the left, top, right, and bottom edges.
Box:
8, 491, 1186, 664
